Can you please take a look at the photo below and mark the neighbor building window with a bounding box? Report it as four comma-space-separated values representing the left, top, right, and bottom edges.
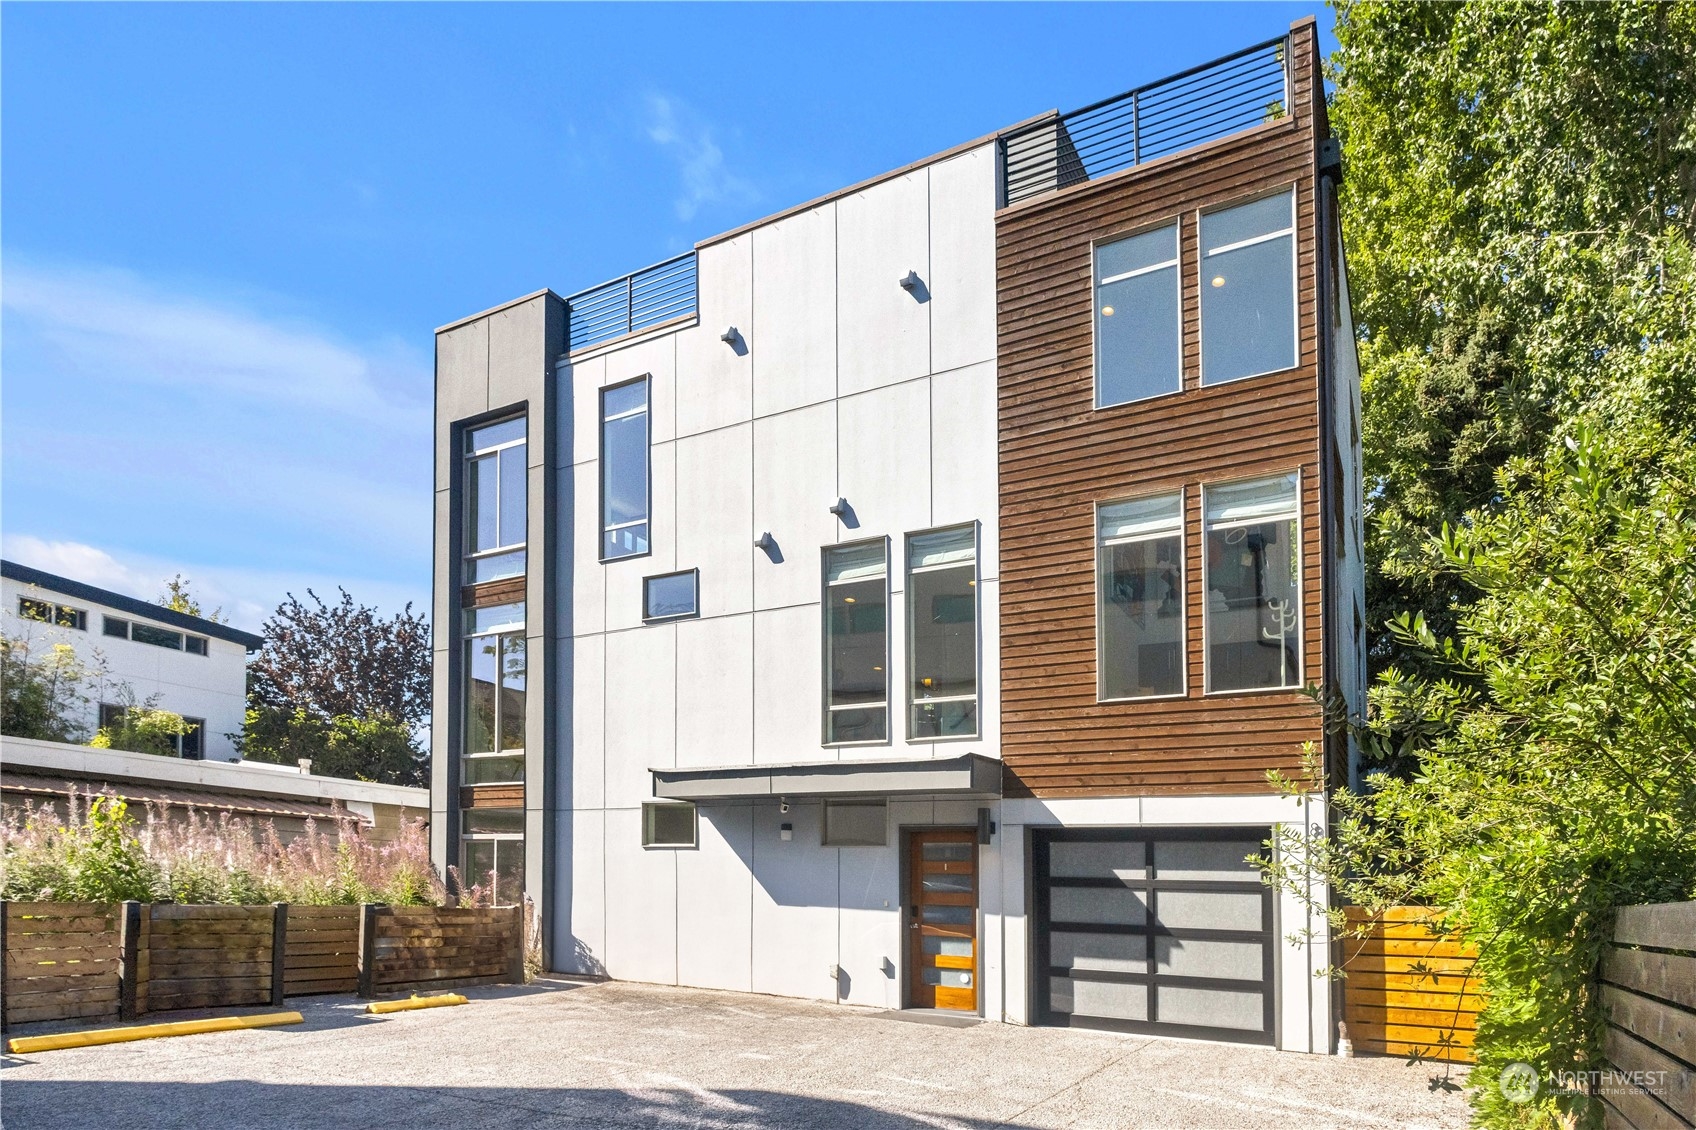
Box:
103, 616, 129, 639
131, 623, 184, 651
463, 602, 525, 784
601, 379, 650, 560
1095, 222, 1181, 407
907, 525, 979, 739
96, 705, 206, 759
461, 809, 524, 906
464, 416, 527, 584
642, 570, 698, 622
180, 718, 206, 760
823, 541, 889, 744
1098, 492, 1185, 700
18, 597, 87, 631
1200, 190, 1297, 384
643, 802, 697, 848
1203, 473, 1301, 692
185, 636, 209, 656
822, 799, 887, 847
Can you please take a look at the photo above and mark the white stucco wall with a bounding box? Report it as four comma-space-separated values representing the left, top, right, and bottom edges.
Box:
1, 577, 250, 761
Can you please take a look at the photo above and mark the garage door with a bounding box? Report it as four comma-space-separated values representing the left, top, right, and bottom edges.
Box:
1031, 827, 1274, 1043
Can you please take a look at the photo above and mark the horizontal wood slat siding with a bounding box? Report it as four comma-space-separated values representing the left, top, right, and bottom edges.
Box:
1341, 907, 1480, 1064
284, 905, 359, 996
996, 24, 1327, 797
145, 904, 274, 1013
2, 902, 123, 1028
1600, 901, 1696, 1130
371, 904, 521, 994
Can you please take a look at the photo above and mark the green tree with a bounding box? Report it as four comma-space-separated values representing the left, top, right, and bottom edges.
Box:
239, 707, 421, 786
0, 633, 94, 743
158, 573, 226, 623
91, 692, 191, 758
1333, 0, 1696, 678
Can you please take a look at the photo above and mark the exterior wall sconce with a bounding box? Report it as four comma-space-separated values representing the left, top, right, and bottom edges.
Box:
977, 807, 997, 845
721, 326, 741, 346
898, 270, 921, 292
828, 498, 850, 518
754, 532, 776, 552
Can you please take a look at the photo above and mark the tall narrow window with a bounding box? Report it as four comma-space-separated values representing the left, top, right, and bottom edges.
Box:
1203, 474, 1301, 692
465, 416, 527, 583
1200, 191, 1297, 383
464, 602, 526, 784
1095, 223, 1181, 407
601, 380, 650, 559
1098, 493, 1184, 700
907, 526, 979, 739
823, 541, 888, 744
461, 810, 524, 906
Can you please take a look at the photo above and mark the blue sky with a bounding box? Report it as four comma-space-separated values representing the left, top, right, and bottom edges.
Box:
2, 2, 1333, 630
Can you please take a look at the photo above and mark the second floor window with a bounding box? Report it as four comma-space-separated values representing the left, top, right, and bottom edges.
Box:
1098, 492, 1184, 700
464, 416, 527, 584
907, 526, 979, 740
1095, 223, 1181, 408
823, 541, 888, 744
1201, 190, 1297, 384
464, 602, 525, 784
1203, 473, 1301, 693
18, 597, 86, 631
601, 379, 650, 560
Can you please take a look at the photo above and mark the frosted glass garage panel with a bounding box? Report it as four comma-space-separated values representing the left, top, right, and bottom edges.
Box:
1051, 976, 1148, 1021
1154, 890, 1262, 932
1156, 985, 1264, 1031
1049, 841, 1145, 881
1051, 887, 1146, 926
1152, 840, 1260, 881
1051, 932, 1148, 975
1154, 937, 1263, 982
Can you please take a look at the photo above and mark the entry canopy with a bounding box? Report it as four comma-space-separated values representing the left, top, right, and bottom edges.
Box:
651, 752, 1002, 801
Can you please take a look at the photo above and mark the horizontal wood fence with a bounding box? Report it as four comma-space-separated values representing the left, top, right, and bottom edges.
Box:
1600, 900, 1696, 1130
1341, 906, 1480, 1064
1, 901, 522, 1029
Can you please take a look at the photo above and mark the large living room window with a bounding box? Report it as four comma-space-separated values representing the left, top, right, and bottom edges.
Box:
1200, 190, 1297, 384
1098, 492, 1185, 700
1202, 474, 1301, 692
464, 416, 527, 584
464, 601, 525, 783
601, 379, 650, 560
907, 525, 979, 740
1095, 222, 1181, 407
823, 540, 889, 745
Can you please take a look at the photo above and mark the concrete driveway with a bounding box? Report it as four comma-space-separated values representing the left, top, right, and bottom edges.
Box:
1, 980, 1470, 1129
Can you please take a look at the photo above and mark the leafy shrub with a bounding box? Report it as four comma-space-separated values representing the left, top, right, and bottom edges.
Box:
1, 786, 444, 907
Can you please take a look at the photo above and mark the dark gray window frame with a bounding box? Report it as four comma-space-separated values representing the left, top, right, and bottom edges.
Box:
820, 537, 892, 748
903, 521, 983, 743
462, 412, 529, 584
642, 569, 700, 623
642, 801, 698, 849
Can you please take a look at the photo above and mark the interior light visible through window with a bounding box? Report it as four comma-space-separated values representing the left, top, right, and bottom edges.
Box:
843, 596, 856, 604
1211, 276, 1226, 288
1101, 305, 1115, 316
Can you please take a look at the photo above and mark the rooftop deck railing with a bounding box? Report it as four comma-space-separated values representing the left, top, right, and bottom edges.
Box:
1001, 35, 1290, 206
566, 251, 698, 353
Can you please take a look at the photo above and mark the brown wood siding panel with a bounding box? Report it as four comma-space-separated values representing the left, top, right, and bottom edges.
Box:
462, 576, 526, 609
997, 24, 1326, 799
461, 784, 524, 808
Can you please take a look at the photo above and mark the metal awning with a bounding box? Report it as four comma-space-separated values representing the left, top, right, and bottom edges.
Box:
651, 752, 1002, 802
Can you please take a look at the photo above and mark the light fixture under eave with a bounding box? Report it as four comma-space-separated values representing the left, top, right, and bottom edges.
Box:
1211, 276, 1226, 288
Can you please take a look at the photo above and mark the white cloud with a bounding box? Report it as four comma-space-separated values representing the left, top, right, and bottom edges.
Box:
645, 94, 760, 221
1, 259, 433, 621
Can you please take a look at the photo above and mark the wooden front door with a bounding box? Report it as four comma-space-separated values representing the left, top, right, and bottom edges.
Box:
907, 828, 979, 1011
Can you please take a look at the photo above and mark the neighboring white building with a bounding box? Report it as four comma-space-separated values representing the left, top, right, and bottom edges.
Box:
1, 560, 263, 761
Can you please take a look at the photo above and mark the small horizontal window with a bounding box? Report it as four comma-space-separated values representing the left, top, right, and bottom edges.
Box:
103, 616, 129, 639
464, 809, 525, 836
643, 570, 699, 622
823, 800, 887, 847
18, 598, 87, 631
643, 802, 697, 848
464, 602, 525, 635
185, 636, 208, 656
130, 623, 184, 651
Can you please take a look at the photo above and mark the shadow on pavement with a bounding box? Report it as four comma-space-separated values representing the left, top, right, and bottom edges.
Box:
1, 1080, 1008, 1129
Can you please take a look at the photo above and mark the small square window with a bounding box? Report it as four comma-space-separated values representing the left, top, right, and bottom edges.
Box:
185, 636, 208, 656
103, 616, 130, 639
643, 570, 699, 622
643, 802, 697, 848
823, 800, 887, 847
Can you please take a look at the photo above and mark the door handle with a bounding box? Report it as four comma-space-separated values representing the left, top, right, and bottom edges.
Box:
909, 904, 918, 927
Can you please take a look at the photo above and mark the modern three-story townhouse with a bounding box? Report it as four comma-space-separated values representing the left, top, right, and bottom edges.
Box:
430, 18, 1364, 1051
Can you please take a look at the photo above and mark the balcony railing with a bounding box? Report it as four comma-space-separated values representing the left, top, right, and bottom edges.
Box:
1001, 35, 1290, 206
566, 251, 698, 353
